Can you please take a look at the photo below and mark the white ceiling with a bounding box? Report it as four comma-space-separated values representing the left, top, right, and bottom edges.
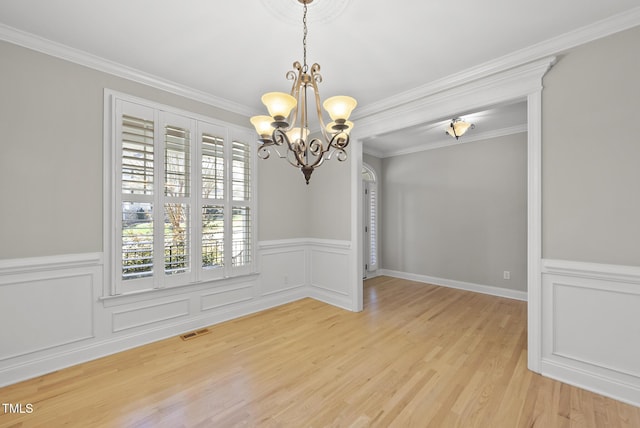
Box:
1, 0, 639, 155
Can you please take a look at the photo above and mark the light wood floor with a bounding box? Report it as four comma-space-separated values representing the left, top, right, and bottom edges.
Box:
1, 276, 638, 427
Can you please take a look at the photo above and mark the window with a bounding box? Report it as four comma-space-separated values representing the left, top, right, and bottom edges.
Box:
106, 91, 255, 295
362, 164, 378, 274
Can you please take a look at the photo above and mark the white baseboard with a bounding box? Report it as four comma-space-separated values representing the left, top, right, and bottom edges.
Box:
541, 357, 640, 408
364, 269, 381, 279
379, 269, 528, 301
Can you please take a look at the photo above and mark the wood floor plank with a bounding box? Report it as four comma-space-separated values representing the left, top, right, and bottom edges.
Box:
0, 276, 638, 427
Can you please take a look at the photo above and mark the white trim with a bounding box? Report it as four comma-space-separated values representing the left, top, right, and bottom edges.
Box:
542, 259, 640, 284
307, 238, 351, 250
363, 269, 380, 280
0, 23, 254, 117
258, 238, 350, 250
527, 90, 543, 373
0, 252, 102, 274
540, 359, 640, 408
379, 269, 528, 302
355, 57, 555, 140
258, 238, 311, 250
362, 145, 385, 159
362, 161, 377, 182
353, 7, 640, 119
352, 139, 364, 311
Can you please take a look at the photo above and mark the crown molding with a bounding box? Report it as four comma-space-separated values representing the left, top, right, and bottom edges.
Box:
362, 145, 386, 159
356, 56, 554, 141
0, 23, 255, 118
365, 124, 527, 159
354, 6, 640, 120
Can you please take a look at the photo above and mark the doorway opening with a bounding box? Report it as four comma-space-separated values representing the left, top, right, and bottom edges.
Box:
362, 163, 378, 279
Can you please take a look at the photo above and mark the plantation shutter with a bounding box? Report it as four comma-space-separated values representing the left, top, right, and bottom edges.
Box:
116, 101, 157, 293
231, 139, 252, 270
108, 92, 255, 296
200, 122, 227, 280
160, 113, 195, 286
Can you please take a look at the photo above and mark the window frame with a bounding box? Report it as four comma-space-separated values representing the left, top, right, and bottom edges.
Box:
104, 89, 257, 297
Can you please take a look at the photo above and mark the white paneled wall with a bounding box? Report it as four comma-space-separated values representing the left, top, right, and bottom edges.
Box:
0, 255, 99, 362
308, 240, 352, 309
0, 239, 353, 387
541, 259, 640, 407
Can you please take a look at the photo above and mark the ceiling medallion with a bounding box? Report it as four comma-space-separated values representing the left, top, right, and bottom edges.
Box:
260, 0, 352, 25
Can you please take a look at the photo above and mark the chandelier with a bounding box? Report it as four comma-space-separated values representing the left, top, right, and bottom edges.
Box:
250, 0, 357, 184
446, 117, 475, 140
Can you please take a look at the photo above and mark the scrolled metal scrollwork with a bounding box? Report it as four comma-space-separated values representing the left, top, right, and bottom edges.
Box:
308, 138, 325, 157
310, 63, 322, 84
257, 145, 272, 160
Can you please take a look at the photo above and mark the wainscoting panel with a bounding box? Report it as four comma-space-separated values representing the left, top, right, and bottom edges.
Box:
0, 271, 95, 361
259, 240, 307, 296
541, 259, 640, 407
201, 285, 254, 311
112, 299, 191, 333
309, 240, 352, 309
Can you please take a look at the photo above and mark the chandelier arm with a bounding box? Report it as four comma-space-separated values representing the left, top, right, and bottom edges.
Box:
257, 139, 292, 162
307, 138, 331, 168
273, 128, 307, 168
308, 138, 326, 158
285, 62, 304, 131
257, 144, 272, 160
274, 128, 298, 154
308, 64, 332, 142
328, 132, 350, 150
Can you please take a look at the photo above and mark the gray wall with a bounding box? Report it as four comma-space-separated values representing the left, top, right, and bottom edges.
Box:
257, 148, 351, 241
257, 157, 309, 240
307, 153, 351, 241
380, 133, 528, 292
0, 40, 316, 258
542, 25, 640, 266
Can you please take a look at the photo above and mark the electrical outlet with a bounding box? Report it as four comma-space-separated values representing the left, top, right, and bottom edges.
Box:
503, 271, 511, 280
284, 275, 289, 285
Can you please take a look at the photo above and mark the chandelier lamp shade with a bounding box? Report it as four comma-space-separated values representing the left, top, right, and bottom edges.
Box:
250, 0, 357, 184
446, 117, 475, 140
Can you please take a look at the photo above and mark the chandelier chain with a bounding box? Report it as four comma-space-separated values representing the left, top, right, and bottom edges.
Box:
302, 2, 308, 71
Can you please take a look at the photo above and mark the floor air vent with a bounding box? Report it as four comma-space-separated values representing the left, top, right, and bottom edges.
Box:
180, 328, 210, 341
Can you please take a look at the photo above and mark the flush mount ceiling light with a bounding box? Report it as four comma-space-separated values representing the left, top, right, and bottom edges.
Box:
446, 117, 475, 140
250, 0, 357, 184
